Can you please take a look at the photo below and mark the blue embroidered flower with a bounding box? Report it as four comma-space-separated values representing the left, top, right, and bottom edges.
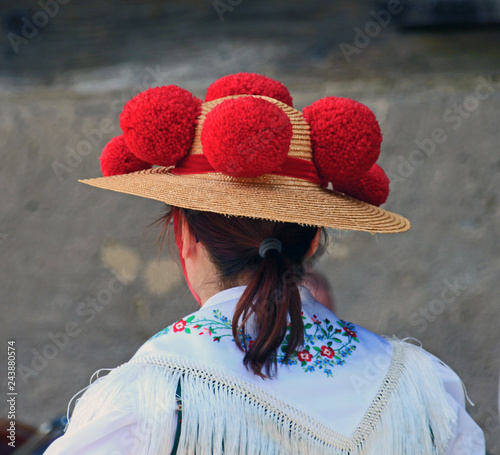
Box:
150, 327, 170, 339
305, 365, 315, 372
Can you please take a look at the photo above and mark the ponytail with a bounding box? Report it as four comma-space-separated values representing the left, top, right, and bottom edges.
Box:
161, 207, 321, 378
233, 245, 305, 378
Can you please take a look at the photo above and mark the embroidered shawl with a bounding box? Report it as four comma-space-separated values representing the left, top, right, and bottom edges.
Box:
44, 286, 485, 455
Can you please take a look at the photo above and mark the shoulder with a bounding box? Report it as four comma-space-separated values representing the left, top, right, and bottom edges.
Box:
380, 338, 485, 454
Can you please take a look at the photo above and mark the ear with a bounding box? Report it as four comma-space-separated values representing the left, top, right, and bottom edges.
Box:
180, 214, 198, 260
306, 229, 322, 258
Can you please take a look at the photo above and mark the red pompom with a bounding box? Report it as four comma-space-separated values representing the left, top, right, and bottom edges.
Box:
335, 164, 390, 206
201, 97, 292, 177
120, 86, 201, 166
100, 135, 152, 177
303, 97, 382, 186
205, 73, 293, 107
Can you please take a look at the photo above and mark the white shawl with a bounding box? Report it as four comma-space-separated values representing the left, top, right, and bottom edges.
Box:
44, 286, 485, 454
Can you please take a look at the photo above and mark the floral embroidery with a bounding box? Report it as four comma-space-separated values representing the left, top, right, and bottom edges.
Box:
320, 345, 334, 359
278, 314, 359, 377
173, 319, 187, 332
297, 350, 313, 362
151, 309, 359, 378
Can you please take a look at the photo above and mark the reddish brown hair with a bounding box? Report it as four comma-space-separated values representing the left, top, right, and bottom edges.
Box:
159, 207, 323, 378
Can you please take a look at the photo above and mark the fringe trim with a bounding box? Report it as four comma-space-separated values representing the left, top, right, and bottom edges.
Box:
67, 338, 457, 454
66, 362, 180, 455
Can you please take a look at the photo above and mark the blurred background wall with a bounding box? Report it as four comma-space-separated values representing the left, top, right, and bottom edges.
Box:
1, 0, 499, 452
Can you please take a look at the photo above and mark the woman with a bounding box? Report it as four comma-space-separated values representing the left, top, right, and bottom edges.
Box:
45, 73, 484, 454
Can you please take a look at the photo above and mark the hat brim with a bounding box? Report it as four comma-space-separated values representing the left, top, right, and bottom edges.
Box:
80, 167, 410, 233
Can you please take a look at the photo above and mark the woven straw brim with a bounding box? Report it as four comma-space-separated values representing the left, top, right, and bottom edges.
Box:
80, 167, 410, 233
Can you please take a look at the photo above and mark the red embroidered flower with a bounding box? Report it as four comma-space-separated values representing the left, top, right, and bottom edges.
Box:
173, 319, 187, 332
320, 346, 334, 359
312, 314, 321, 324
297, 350, 313, 362
344, 327, 357, 338
248, 340, 254, 348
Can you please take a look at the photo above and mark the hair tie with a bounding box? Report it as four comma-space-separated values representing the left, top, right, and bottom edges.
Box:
259, 238, 282, 258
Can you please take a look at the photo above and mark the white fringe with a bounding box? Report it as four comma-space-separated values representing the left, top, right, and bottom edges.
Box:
66, 362, 180, 454
66, 338, 456, 454
357, 338, 456, 455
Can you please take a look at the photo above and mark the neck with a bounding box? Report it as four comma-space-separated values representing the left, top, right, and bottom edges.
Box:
199, 276, 250, 306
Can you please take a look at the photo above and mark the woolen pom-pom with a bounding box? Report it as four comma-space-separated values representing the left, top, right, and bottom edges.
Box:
120, 86, 201, 166
201, 97, 293, 177
100, 135, 152, 176
335, 164, 390, 206
205, 73, 294, 107
303, 97, 382, 186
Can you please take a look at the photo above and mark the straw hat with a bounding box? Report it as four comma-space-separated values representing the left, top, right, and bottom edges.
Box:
81, 73, 410, 233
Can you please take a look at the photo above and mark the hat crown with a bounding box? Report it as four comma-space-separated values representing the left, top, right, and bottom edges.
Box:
191, 95, 313, 163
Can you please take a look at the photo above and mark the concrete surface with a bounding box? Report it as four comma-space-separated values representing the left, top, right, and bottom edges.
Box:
0, 0, 499, 452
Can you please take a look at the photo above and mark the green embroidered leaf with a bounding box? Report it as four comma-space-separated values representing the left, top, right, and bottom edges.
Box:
336, 321, 344, 328
186, 315, 195, 323
281, 345, 288, 353
285, 334, 290, 342
353, 337, 359, 342
185, 328, 191, 334
301, 361, 307, 367
328, 325, 333, 332
334, 355, 341, 360
332, 337, 342, 343
305, 345, 310, 351
313, 346, 321, 352
327, 341, 332, 347
304, 323, 313, 329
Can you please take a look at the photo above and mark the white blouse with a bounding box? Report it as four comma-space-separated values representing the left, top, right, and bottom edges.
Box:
45, 286, 485, 454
